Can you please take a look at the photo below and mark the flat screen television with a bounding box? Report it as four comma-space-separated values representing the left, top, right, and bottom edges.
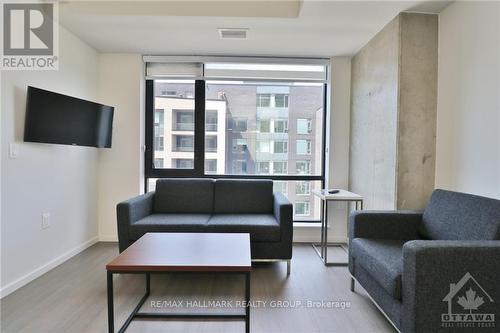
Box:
24, 86, 114, 148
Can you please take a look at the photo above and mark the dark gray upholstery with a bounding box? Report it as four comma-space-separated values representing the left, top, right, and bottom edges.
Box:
420, 189, 500, 240
116, 192, 154, 252
349, 189, 500, 333
154, 178, 215, 214
353, 261, 402, 327
402, 240, 500, 333
207, 214, 280, 242
129, 214, 211, 240
213, 179, 273, 214
350, 238, 404, 299
350, 210, 422, 240
117, 178, 293, 261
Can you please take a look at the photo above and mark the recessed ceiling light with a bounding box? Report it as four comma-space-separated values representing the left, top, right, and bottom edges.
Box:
218, 28, 248, 39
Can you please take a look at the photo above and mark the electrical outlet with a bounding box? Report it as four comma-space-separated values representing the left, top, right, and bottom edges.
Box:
41, 213, 50, 229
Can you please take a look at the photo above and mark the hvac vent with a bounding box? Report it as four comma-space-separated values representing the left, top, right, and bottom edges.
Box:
218, 28, 248, 39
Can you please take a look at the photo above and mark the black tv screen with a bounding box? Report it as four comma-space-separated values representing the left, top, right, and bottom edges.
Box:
24, 86, 114, 148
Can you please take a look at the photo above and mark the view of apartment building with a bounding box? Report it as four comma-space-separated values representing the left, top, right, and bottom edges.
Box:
153, 81, 323, 220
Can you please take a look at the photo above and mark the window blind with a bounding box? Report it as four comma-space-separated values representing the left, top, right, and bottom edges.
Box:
144, 56, 329, 82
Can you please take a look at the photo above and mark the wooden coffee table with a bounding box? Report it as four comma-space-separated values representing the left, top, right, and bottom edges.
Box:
106, 233, 251, 333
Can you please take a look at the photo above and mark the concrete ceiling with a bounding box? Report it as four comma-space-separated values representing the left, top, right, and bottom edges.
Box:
59, 0, 451, 57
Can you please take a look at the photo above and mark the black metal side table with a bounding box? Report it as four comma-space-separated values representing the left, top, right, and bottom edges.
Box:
311, 189, 363, 266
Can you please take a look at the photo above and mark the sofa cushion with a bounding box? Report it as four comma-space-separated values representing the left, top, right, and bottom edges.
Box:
420, 189, 500, 240
207, 214, 280, 242
350, 238, 405, 300
213, 179, 273, 214
154, 178, 214, 214
129, 214, 210, 240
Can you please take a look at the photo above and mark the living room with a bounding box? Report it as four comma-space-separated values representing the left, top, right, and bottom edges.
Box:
1, 1, 499, 333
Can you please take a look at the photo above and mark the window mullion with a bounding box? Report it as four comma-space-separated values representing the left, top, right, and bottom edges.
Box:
194, 80, 206, 176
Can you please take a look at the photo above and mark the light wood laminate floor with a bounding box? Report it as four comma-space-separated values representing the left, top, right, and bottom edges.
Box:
1, 243, 395, 333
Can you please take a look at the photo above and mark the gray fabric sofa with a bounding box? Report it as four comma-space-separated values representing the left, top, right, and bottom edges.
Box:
117, 178, 293, 271
349, 189, 500, 333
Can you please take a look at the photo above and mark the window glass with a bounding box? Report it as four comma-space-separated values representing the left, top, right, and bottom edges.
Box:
295, 181, 311, 195
297, 118, 312, 134
274, 141, 288, 154
256, 93, 271, 107
296, 161, 311, 175
152, 81, 195, 169
295, 202, 310, 216
256, 161, 270, 174
233, 118, 248, 132
275, 94, 289, 108
274, 119, 288, 133
256, 140, 271, 153
232, 139, 248, 153
148, 79, 325, 221
258, 119, 270, 133
273, 162, 288, 174
296, 139, 311, 155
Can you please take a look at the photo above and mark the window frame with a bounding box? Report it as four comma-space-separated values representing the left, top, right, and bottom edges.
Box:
145, 79, 328, 223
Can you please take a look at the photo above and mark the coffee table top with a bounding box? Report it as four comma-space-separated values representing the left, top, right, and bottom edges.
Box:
106, 233, 251, 273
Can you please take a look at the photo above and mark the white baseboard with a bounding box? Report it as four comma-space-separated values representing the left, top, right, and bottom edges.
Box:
0, 236, 99, 299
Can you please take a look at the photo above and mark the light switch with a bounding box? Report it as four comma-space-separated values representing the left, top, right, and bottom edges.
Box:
9, 143, 19, 159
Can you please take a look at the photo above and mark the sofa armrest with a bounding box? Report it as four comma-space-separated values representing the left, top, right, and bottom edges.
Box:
273, 192, 293, 245
402, 240, 500, 333
349, 210, 422, 241
116, 191, 155, 252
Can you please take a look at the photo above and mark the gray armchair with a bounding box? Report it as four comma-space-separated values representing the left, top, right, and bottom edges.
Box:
349, 190, 500, 333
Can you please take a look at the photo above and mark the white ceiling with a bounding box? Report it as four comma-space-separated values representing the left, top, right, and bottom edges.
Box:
59, 0, 451, 57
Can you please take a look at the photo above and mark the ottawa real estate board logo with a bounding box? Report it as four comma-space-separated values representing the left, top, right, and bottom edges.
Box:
441, 272, 495, 329
1, 1, 59, 70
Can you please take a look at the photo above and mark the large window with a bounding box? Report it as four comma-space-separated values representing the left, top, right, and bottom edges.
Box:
145, 59, 327, 221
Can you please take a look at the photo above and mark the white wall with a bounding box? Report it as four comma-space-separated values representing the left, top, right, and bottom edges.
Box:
435, 1, 500, 199
1, 27, 100, 297
97, 54, 144, 241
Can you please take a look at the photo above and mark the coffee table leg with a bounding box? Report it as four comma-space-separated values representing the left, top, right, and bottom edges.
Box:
107, 271, 114, 333
245, 272, 250, 333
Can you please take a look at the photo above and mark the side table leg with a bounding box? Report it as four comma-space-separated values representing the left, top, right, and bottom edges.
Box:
324, 201, 329, 265
245, 272, 251, 333
107, 271, 114, 333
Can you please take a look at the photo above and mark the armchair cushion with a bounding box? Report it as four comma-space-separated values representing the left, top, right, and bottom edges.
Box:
420, 189, 500, 240
350, 210, 422, 240
207, 214, 280, 242
351, 238, 405, 299
129, 214, 211, 240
